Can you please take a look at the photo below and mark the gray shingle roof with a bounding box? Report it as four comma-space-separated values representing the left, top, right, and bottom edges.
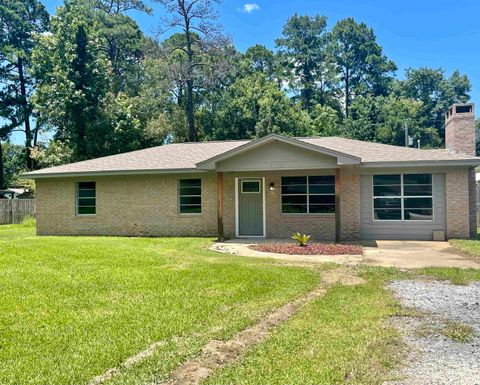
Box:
301, 137, 480, 163
23, 140, 249, 177
22, 136, 480, 178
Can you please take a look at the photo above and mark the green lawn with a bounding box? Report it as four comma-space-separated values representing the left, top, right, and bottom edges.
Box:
2, 223, 480, 385
0, 224, 318, 385
450, 228, 480, 260
205, 273, 401, 385
204, 265, 480, 385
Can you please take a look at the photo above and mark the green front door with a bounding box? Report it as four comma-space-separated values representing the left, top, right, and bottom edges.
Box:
238, 178, 264, 236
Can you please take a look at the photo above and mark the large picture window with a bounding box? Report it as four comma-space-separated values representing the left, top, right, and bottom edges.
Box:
373, 174, 433, 221
179, 179, 202, 214
77, 182, 96, 215
281, 176, 335, 214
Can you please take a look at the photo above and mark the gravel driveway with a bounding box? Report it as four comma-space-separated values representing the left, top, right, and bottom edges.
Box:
385, 280, 480, 385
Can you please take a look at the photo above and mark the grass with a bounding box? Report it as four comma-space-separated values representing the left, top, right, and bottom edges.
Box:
449, 227, 480, 260
205, 271, 402, 385
0, 224, 318, 385
441, 321, 476, 343
360, 265, 480, 285
2, 223, 480, 385
205, 265, 480, 385
415, 320, 476, 343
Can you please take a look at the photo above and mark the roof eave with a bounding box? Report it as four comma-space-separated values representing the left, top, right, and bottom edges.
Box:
361, 159, 480, 168
20, 168, 203, 179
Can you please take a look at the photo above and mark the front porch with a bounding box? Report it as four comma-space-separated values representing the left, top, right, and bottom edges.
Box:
200, 135, 362, 243
214, 169, 361, 243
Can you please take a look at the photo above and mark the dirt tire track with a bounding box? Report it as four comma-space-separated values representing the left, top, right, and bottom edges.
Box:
156, 268, 364, 385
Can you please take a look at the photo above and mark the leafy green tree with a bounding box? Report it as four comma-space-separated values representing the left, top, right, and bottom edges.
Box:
244, 44, 279, 81
93, 0, 152, 14
0, 0, 49, 169
152, 32, 237, 141
276, 14, 337, 112
398, 68, 471, 141
102, 92, 145, 153
0, 118, 13, 189
329, 17, 397, 117
90, 0, 151, 95
0, 138, 4, 189
1, 142, 26, 188
310, 105, 342, 137
212, 73, 311, 139
31, 140, 74, 168
124, 44, 204, 144
344, 95, 441, 147
153, 0, 230, 142
32, 1, 110, 161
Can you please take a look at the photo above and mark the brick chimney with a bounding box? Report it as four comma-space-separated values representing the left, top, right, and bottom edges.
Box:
444, 103, 477, 240
445, 103, 475, 155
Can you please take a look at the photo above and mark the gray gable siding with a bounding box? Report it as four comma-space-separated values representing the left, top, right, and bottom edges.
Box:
216, 141, 337, 172
360, 173, 446, 240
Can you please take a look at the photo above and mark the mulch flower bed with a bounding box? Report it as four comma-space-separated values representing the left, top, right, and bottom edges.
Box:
249, 243, 363, 256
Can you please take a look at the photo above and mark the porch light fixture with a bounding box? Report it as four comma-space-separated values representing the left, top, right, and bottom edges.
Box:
269, 182, 275, 191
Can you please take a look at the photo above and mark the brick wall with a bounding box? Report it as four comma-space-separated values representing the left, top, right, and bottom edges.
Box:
36, 173, 217, 237
265, 175, 335, 240
445, 169, 470, 239
36, 169, 362, 240
468, 167, 477, 239
339, 167, 361, 240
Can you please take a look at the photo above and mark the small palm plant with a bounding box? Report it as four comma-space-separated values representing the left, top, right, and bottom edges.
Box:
291, 232, 311, 247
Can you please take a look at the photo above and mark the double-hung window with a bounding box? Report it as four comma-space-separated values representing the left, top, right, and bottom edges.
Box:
77, 182, 96, 215
179, 179, 202, 214
281, 176, 335, 214
373, 174, 433, 221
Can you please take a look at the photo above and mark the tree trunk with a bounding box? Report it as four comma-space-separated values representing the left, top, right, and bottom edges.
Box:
344, 68, 350, 119
18, 57, 33, 170
73, 25, 89, 160
186, 79, 196, 141
184, 10, 197, 142
302, 65, 313, 113
0, 141, 4, 190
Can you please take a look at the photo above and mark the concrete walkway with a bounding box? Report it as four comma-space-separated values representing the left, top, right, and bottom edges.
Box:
364, 240, 480, 269
211, 239, 480, 269
210, 242, 363, 265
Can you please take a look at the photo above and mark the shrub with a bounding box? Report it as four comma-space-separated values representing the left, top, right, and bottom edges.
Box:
291, 233, 311, 247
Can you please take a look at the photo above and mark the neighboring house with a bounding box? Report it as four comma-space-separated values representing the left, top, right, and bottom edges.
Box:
0, 188, 33, 200
22, 104, 480, 241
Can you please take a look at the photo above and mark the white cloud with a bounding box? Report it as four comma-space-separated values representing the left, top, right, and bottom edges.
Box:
241, 3, 260, 13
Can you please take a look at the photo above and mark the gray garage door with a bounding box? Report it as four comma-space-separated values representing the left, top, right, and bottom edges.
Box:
360, 173, 446, 240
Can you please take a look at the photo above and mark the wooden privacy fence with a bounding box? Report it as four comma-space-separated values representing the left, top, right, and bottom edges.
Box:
0, 199, 36, 225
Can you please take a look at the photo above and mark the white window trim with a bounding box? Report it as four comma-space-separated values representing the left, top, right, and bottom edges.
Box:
178, 178, 202, 215
76, 182, 96, 216
241, 180, 261, 194
372, 173, 434, 222
280, 176, 336, 215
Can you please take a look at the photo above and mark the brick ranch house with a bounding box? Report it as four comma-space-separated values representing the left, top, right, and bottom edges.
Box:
23, 104, 480, 241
